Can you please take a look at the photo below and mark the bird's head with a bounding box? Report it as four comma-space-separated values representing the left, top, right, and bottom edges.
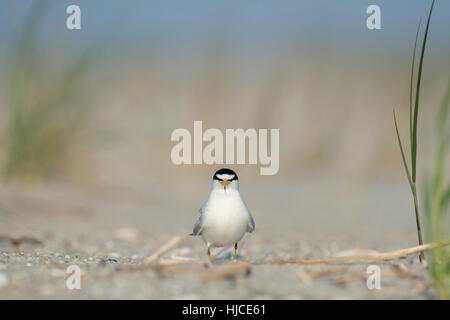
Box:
212, 168, 239, 192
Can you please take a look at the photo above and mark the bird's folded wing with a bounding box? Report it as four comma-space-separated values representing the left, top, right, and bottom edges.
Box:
191, 206, 204, 235
247, 213, 255, 233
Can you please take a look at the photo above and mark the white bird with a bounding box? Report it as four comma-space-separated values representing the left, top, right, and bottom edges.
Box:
191, 168, 255, 259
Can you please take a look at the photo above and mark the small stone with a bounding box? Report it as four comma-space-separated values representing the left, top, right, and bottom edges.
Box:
40, 284, 55, 296
50, 269, 66, 277
172, 247, 193, 256
0, 273, 8, 288
109, 252, 120, 258
114, 228, 139, 242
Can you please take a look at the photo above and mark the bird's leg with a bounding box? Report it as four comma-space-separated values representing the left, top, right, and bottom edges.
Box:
234, 243, 238, 260
207, 246, 211, 258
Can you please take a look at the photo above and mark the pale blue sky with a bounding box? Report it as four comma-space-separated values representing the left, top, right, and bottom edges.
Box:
0, 1, 449, 60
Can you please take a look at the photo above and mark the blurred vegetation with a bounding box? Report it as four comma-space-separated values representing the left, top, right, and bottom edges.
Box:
424, 82, 450, 299
393, 1, 449, 298
2, 2, 99, 182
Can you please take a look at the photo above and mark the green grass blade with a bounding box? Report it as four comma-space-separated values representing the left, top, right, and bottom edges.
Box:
393, 109, 413, 190
412, 0, 435, 182
409, 18, 422, 147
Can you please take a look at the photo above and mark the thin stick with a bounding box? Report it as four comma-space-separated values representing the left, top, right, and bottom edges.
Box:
144, 235, 185, 265
158, 258, 207, 266
307, 267, 349, 279
253, 241, 449, 266
155, 261, 251, 280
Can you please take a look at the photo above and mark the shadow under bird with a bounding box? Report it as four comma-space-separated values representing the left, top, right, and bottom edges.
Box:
191, 168, 255, 259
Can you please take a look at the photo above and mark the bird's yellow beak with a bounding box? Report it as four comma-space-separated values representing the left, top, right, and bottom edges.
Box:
220, 179, 230, 187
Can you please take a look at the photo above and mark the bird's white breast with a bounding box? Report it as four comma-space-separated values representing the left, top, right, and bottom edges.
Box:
201, 190, 250, 247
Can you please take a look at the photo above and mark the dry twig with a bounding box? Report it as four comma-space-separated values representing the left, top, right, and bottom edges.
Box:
130, 239, 449, 281
144, 235, 185, 265
154, 261, 251, 280
253, 241, 449, 266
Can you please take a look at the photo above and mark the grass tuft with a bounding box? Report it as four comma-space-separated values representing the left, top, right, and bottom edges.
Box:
393, 0, 435, 262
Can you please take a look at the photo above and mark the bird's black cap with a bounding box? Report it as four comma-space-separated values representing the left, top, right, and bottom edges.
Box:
213, 168, 238, 181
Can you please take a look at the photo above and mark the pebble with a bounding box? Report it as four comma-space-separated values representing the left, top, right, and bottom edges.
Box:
114, 228, 139, 242
0, 273, 8, 288
50, 269, 66, 277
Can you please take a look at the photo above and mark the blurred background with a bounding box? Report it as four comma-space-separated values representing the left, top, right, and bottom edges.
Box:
0, 0, 449, 298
